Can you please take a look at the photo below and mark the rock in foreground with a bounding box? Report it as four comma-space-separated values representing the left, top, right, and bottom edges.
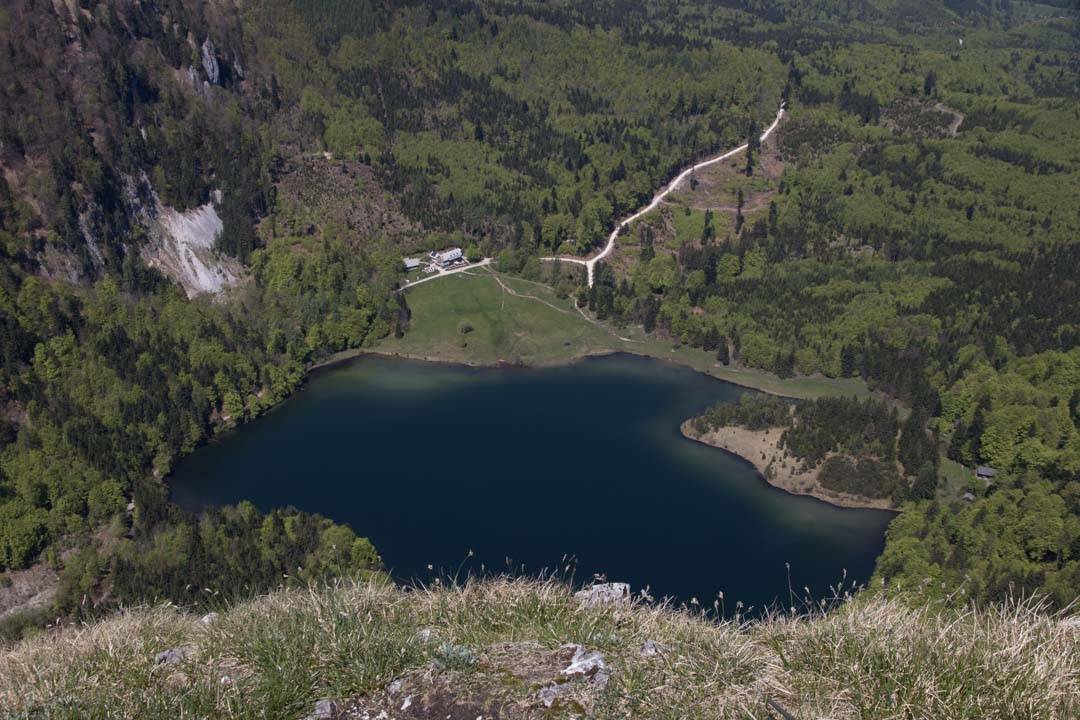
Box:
573, 582, 630, 607
308, 641, 610, 719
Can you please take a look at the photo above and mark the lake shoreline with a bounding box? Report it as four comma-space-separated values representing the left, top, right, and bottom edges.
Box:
679, 420, 899, 512
312, 343, 836, 401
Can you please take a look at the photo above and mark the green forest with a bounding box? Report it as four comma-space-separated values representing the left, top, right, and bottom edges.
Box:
0, 0, 1077, 639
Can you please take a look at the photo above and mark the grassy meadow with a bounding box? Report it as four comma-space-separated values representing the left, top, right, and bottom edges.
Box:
379, 269, 617, 365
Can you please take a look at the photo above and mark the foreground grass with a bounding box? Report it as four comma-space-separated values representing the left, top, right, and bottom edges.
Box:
1, 578, 1075, 719
382, 269, 867, 400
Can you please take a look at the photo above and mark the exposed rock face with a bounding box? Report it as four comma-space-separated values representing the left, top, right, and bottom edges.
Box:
147, 201, 241, 298
201, 38, 220, 85
76, 201, 106, 266
573, 582, 630, 607
122, 173, 242, 298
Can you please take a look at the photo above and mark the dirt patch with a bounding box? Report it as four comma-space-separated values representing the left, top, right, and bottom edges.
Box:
681, 421, 895, 510
758, 133, 786, 178
710, 188, 777, 215
271, 154, 416, 244
881, 97, 962, 139
675, 132, 784, 214
0, 564, 58, 620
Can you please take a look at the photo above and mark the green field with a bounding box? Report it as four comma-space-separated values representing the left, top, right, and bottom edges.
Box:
379, 269, 617, 365
378, 268, 868, 400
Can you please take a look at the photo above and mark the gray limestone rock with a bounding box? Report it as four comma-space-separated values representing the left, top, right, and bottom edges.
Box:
574, 582, 630, 607
201, 38, 220, 85
154, 645, 193, 665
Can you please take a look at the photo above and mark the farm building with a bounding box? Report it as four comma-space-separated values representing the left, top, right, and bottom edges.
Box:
432, 247, 463, 267
403, 257, 422, 271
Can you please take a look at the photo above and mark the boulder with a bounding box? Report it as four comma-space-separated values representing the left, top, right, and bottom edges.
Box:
561, 643, 608, 687
574, 582, 630, 607
302, 698, 338, 720
640, 639, 669, 657
536, 683, 566, 708
533, 644, 611, 707
154, 645, 193, 665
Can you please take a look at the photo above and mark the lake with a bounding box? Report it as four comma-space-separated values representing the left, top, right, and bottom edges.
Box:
171, 353, 893, 611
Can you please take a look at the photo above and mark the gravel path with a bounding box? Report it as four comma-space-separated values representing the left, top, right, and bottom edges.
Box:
543, 102, 787, 286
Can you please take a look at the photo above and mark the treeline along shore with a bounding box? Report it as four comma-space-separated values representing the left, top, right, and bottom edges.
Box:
680, 419, 897, 511
684, 395, 943, 511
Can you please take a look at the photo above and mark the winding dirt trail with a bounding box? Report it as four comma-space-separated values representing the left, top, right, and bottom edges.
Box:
401, 103, 786, 292
543, 102, 786, 286
934, 102, 965, 137
479, 267, 572, 316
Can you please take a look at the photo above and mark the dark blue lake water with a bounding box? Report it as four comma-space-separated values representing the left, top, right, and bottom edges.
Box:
171, 353, 892, 611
